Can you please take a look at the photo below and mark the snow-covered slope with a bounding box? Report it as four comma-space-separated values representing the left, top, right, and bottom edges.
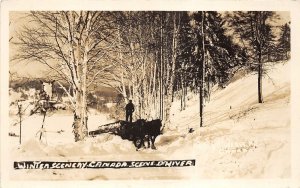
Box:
165, 61, 290, 178
9, 61, 290, 180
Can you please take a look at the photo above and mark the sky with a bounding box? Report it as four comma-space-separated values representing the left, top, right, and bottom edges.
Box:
9, 11, 290, 79
9, 12, 50, 78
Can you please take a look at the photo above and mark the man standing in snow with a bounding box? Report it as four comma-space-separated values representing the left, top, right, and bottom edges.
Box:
125, 100, 134, 122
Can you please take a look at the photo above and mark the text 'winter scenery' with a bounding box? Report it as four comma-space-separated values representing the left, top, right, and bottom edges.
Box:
14, 160, 196, 169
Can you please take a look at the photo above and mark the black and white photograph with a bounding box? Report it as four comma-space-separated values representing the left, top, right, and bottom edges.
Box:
1, 0, 300, 187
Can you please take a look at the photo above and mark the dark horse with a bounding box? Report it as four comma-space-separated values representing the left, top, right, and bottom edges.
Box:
119, 119, 162, 150
119, 119, 146, 149
143, 119, 162, 149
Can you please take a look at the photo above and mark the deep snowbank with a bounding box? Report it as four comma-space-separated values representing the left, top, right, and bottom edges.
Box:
9, 61, 290, 180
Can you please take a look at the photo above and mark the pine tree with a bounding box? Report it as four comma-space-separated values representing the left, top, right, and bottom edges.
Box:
228, 11, 278, 103
189, 11, 241, 127
278, 22, 291, 60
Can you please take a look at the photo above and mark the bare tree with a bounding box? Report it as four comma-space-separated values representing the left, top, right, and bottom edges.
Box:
13, 11, 115, 141
107, 12, 160, 120
163, 12, 181, 126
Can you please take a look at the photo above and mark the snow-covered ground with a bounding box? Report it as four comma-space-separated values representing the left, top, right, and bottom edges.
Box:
8, 61, 290, 180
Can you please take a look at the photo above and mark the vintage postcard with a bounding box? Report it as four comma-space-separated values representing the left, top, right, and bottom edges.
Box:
1, 0, 300, 187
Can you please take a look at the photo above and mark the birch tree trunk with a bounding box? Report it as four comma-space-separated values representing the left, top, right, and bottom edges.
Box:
164, 13, 179, 126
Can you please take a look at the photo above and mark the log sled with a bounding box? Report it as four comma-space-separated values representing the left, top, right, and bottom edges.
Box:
88, 120, 123, 136
88, 119, 163, 150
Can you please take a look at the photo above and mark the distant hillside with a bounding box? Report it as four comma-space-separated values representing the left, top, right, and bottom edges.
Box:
9, 78, 119, 109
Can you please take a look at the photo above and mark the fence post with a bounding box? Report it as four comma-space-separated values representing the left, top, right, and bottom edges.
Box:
17, 101, 22, 145
39, 110, 47, 140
